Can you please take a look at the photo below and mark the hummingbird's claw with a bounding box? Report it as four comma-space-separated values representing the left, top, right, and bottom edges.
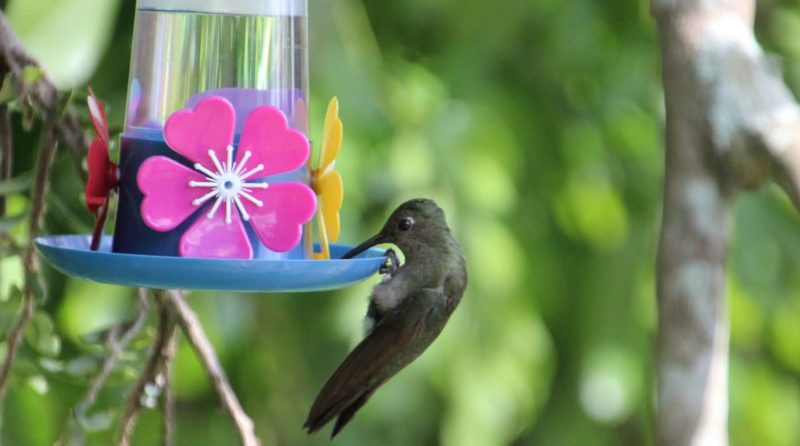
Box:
379, 249, 400, 277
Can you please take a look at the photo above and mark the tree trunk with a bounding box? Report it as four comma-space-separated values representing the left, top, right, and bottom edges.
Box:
655, 7, 732, 443
654, 0, 800, 444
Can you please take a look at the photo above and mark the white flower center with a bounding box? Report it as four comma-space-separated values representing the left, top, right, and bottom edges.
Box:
188, 145, 268, 224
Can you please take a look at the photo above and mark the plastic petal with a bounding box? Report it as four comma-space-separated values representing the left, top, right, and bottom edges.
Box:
85, 138, 113, 216
244, 183, 317, 252
319, 97, 342, 171
237, 106, 310, 178
317, 170, 343, 242
312, 210, 331, 260
180, 210, 253, 259
87, 89, 108, 144
138, 156, 208, 232
164, 96, 236, 166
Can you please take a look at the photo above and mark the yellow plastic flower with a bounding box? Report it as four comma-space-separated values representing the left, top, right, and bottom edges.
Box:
310, 98, 344, 259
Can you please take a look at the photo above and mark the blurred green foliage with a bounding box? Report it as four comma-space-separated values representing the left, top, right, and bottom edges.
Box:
0, 0, 799, 445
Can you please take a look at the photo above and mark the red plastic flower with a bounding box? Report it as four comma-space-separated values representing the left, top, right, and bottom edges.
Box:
85, 89, 118, 251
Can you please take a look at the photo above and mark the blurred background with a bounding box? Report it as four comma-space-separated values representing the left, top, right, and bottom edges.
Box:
1, 0, 800, 444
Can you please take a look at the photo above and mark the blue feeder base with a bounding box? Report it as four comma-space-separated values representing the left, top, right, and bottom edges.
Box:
35, 235, 386, 293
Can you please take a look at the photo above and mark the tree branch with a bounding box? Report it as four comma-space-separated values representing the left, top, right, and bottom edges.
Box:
53, 290, 151, 445
0, 7, 91, 408
163, 290, 260, 446
76, 289, 151, 417
118, 292, 177, 446
0, 125, 58, 403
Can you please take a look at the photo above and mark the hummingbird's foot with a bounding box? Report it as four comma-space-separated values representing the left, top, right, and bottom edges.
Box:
379, 249, 400, 278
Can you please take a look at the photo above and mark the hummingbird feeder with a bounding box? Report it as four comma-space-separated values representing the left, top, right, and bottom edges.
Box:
35, 0, 385, 292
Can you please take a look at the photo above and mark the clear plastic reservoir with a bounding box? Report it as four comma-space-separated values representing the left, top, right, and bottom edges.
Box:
113, 0, 310, 259
125, 0, 308, 136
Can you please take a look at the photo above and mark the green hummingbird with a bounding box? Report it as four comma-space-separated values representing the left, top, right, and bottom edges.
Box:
304, 198, 468, 438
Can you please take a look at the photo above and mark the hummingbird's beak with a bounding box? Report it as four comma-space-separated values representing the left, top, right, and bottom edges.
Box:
341, 233, 387, 259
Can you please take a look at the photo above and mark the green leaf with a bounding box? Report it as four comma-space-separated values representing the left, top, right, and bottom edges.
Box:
21, 102, 36, 131
25, 272, 46, 302
65, 357, 97, 377
108, 366, 138, 384
77, 330, 105, 346
0, 260, 25, 304
25, 375, 48, 395
10, 356, 39, 378
0, 74, 19, 104
0, 212, 29, 233
0, 243, 22, 259
78, 323, 119, 345
0, 286, 23, 334
0, 174, 33, 196
21, 65, 43, 86
37, 358, 64, 373
79, 411, 113, 432
1, 283, 23, 305
24, 312, 61, 357
57, 89, 75, 118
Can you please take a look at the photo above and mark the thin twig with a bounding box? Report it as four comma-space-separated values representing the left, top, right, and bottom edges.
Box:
118, 293, 177, 446
161, 334, 177, 446
0, 125, 57, 403
0, 104, 11, 217
163, 290, 260, 446
0, 6, 89, 408
54, 290, 150, 446
77, 289, 151, 416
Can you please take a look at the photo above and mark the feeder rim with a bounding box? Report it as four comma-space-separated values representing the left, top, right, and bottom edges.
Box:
137, 0, 307, 17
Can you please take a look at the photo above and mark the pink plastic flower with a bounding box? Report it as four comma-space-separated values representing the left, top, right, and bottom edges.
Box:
137, 96, 317, 259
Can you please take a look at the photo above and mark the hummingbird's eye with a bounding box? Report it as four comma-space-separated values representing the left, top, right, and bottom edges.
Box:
398, 217, 414, 231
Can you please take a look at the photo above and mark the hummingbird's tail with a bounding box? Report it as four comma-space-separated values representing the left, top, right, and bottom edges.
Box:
304, 288, 440, 437
330, 389, 375, 438
303, 385, 376, 437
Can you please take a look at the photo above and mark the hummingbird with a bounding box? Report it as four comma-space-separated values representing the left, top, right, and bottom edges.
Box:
304, 198, 468, 438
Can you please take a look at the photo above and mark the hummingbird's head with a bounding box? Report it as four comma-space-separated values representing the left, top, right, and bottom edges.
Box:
341, 198, 452, 260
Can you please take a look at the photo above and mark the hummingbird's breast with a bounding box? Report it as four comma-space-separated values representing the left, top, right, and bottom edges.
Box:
372, 272, 410, 314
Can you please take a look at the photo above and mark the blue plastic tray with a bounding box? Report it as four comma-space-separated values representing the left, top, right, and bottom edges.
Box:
35, 235, 385, 292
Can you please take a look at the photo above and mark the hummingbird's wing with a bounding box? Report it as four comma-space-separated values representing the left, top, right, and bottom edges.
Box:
304, 288, 447, 437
